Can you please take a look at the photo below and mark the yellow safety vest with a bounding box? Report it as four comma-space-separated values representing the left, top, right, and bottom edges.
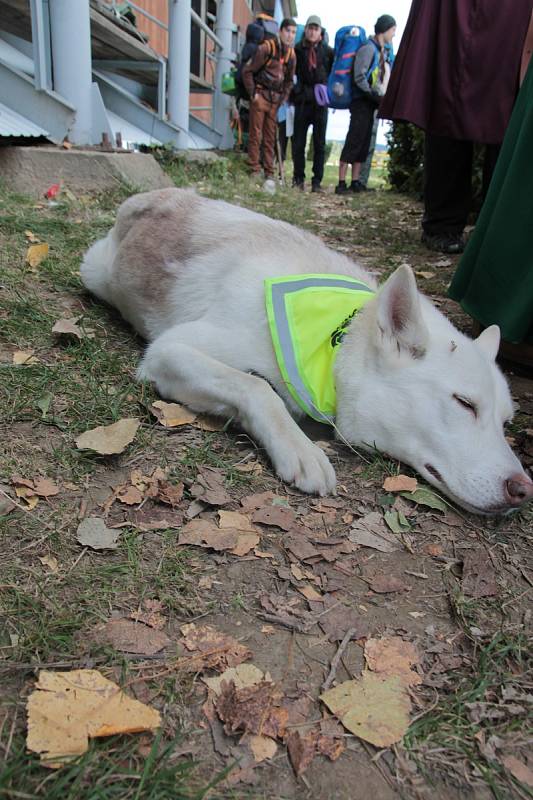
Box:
265, 274, 375, 423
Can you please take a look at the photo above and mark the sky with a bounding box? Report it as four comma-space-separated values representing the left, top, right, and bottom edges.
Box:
294, 0, 413, 144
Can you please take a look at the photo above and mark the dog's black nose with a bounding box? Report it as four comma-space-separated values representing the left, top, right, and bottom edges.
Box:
504, 474, 533, 505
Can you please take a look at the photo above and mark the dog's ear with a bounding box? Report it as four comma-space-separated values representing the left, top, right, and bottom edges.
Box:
475, 324, 500, 361
376, 265, 428, 359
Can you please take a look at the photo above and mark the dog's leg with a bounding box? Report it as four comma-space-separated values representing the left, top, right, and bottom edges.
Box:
138, 326, 337, 496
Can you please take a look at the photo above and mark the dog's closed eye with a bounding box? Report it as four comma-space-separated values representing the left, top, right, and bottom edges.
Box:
453, 394, 478, 417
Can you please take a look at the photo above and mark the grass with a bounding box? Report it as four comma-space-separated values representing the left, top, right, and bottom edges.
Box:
405, 633, 532, 800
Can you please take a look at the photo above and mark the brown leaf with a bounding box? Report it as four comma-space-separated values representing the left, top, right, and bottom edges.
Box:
27, 669, 160, 767
283, 532, 321, 561
502, 755, 533, 787
349, 512, 399, 552
180, 623, 252, 671
383, 475, 418, 493
12, 475, 59, 498
462, 549, 499, 598
252, 505, 295, 531
128, 503, 183, 531
315, 596, 369, 643
215, 681, 288, 739
180, 519, 259, 556
287, 729, 318, 775
38, 555, 59, 573
96, 618, 171, 655
364, 637, 422, 687
249, 734, 277, 763
240, 491, 276, 512
130, 600, 166, 630
218, 510, 256, 532
116, 485, 144, 506
157, 480, 184, 507
203, 663, 266, 694
369, 575, 409, 594
26, 242, 49, 269
150, 400, 197, 427
317, 734, 345, 761
52, 317, 94, 340
75, 418, 140, 455
320, 673, 411, 748
190, 467, 232, 506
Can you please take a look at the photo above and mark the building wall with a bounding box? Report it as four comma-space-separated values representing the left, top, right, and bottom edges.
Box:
131, 0, 254, 124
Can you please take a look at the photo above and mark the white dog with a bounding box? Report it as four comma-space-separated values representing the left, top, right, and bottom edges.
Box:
81, 188, 533, 515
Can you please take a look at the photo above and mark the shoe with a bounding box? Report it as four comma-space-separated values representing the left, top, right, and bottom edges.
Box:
335, 182, 350, 195
262, 178, 276, 195
350, 180, 366, 193
421, 232, 465, 255
292, 180, 304, 191
311, 183, 324, 194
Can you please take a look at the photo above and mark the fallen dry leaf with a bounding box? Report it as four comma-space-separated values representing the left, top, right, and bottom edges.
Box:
364, 637, 422, 687
150, 400, 197, 427
75, 418, 140, 455
252, 505, 295, 531
76, 518, 121, 550
26, 242, 49, 269
249, 734, 277, 763
190, 467, 232, 506
13, 350, 39, 365
462, 549, 499, 598
203, 663, 266, 695
12, 475, 59, 498
130, 600, 166, 630
349, 512, 399, 552
383, 475, 418, 493
287, 729, 318, 776
215, 681, 288, 739
27, 669, 160, 767
179, 518, 259, 556
52, 317, 94, 340
25, 230, 39, 242
38, 555, 59, 573
181, 623, 252, 671
96, 618, 170, 655
240, 491, 276, 512
320, 673, 411, 748
218, 510, 256, 531
502, 755, 533, 787
116, 485, 144, 506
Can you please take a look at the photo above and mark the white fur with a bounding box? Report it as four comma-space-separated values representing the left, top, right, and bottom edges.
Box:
81, 189, 533, 514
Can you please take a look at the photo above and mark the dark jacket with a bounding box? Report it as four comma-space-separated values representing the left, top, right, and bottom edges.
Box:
242, 39, 296, 104
379, 0, 532, 144
292, 39, 334, 105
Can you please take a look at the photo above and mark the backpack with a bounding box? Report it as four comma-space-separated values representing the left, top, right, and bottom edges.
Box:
234, 16, 280, 95
327, 25, 377, 109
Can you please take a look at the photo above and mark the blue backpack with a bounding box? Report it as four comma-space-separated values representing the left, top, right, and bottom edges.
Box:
327, 25, 377, 109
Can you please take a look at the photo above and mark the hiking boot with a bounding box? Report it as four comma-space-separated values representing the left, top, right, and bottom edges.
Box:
292, 180, 304, 191
311, 183, 324, 194
262, 178, 276, 195
421, 232, 465, 255
350, 180, 366, 193
335, 182, 350, 195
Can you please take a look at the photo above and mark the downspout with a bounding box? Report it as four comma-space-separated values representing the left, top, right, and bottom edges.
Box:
168, 0, 191, 148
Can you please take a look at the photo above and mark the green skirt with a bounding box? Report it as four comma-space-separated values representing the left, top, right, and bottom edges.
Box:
448, 59, 533, 344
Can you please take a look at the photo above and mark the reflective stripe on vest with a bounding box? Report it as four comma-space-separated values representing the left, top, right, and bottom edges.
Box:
265, 274, 375, 424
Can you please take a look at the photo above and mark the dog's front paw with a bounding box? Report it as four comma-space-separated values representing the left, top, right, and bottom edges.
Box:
273, 439, 337, 496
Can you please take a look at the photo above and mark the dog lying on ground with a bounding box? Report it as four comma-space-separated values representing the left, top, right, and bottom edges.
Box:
81, 188, 533, 515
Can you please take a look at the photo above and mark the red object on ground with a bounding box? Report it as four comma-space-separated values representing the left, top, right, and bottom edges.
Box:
44, 183, 61, 199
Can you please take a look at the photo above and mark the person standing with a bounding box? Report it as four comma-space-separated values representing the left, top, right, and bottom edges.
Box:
242, 18, 297, 192
291, 16, 334, 192
359, 40, 395, 189
335, 15, 396, 195
379, 0, 532, 254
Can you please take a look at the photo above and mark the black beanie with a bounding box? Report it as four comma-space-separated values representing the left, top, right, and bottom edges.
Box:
375, 14, 396, 34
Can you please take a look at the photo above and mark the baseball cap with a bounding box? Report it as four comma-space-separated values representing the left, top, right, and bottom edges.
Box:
305, 15, 322, 27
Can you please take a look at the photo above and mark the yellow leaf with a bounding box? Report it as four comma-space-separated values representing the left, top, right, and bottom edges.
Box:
12, 350, 39, 365
202, 663, 266, 696
150, 400, 196, 427
26, 243, 49, 269
75, 418, 140, 455
320, 673, 411, 748
25, 230, 40, 243
27, 669, 160, 767
38, 555, 59, 573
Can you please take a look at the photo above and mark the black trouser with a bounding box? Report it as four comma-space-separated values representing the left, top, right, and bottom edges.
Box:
423, 134, 500, 236
292, 102, 328, 186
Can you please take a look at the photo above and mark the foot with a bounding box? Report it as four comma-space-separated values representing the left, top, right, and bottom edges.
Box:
335, 182, 350, 195
263, 178, 276, 194
350, 180, 366, 193
292, 180, 304, 191
311, 183, 324, 194
421, 232, 465, 255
